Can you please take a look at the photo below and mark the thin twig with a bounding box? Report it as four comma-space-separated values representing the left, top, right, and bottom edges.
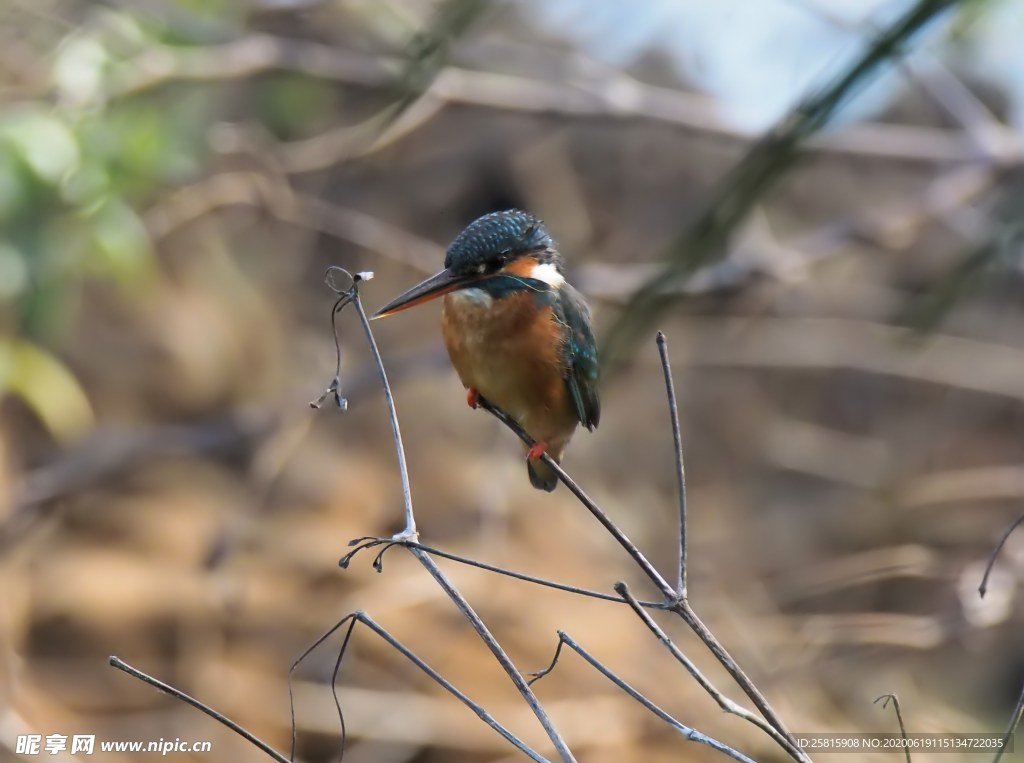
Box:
340, 536, 670, 609
994, 682, 1024, 763
288, 612, 551, 763
979, 510, 1024, 598
657, 332, 688, 598
477, 398, 677, 601
409, 546, 577, 763
343, 274, 417, 541
287, 613, 357, 762
874, 694, 911, 763
530, 633, 761, 763
615, 583, 806, 763
671, 598, 799, 751
341, 275, 576, 763
108, 656, 292, 763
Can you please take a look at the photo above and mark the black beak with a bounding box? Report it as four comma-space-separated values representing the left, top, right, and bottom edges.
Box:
371, 268, 484, 319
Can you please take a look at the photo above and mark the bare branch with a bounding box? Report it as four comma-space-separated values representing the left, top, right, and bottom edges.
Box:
289, 612, 552, 763
345, 276, 418, 541
979, 510, 1024, 598
477, 398, 677, 602
994, 683, 1024, 763
656, 332, 688, 598
874, 694, 911, 763
476, 336, 802, 755
670, 598, 799, 750
531, 632, 761, 763
615, 583, 806, 763
108, 656, 292, 763
340, 537, 670, 609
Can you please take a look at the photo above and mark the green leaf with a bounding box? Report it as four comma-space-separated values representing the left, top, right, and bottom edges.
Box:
0, 339, 95, 443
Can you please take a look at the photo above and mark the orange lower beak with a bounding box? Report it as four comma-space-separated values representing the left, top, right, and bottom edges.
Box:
372, 268, 483, 319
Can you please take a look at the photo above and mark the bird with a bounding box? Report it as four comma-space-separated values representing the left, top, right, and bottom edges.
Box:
372, 210, 600, 491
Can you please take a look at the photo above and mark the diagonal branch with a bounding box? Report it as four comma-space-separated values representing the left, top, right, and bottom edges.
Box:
994, 682, 1024, 763
289, 611, 552, 763
603, 0, 968, 365
480, 334, 803, 757
529, 632, 760, 763
477, 398, 677, 601
616, 583, 806, 763
109, 656, 292, 763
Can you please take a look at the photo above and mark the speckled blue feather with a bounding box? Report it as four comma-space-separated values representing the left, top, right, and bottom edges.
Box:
445, 210, 552, 272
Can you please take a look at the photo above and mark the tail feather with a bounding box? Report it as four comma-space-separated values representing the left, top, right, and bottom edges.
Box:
527, 459, 558, 492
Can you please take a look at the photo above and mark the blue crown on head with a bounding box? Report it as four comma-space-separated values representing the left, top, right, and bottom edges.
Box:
445, 210, 552, 272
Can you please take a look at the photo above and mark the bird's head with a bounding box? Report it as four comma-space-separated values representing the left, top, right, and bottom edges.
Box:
372, 210, 563, 319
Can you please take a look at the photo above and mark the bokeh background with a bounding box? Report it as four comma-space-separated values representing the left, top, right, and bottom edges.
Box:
2, 0, 1024, 761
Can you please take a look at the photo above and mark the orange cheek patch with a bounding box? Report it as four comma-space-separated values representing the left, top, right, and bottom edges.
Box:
500, 256, 539, 279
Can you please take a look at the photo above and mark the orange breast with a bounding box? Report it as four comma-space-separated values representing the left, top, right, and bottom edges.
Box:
441, 289, 578, 449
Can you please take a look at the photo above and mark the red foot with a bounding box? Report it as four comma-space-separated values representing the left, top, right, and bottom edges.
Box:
466, 388, 479, 409
526, 441, 548, 461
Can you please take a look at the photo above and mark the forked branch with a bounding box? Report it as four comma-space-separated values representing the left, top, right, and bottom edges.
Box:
478, 336, 804, 762
874, 694, 911, 763
528, 631, 758, 763
616, 582, 803, 761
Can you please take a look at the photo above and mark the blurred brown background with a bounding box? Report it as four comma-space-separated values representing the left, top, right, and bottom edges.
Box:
1, 0, 1024, 761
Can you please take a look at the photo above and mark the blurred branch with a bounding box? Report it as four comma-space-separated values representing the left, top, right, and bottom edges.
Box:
113, 34, 980, 176
900, 221, 1024, 333
786, 0, 1020, 163
654, 317, 1024, 404
794, 613, 945, 649
772, 546, 940, 605
603, 0, 969, 365
107, 35, 394, 97
979, 510, 1024, 598
144, 171, 443, 274
577, 162, 1000, 302
3, 415, 275, 552
994, 683, 1023, 763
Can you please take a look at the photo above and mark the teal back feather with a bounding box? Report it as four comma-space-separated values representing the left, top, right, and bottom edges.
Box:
554, 283, 600, 430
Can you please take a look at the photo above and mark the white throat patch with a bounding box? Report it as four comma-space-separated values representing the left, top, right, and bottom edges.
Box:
531, 262, 564, 287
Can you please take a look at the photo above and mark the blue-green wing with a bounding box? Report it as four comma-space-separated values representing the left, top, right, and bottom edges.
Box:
555, 284, 600, 430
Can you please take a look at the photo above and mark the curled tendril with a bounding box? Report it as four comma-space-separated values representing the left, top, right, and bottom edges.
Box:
310, 269, 375, 411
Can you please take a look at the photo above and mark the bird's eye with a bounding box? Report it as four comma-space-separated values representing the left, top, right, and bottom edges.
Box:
474, 263, 487, 274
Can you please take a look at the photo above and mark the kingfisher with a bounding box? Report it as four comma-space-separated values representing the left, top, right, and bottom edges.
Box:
372, 210, 600, 491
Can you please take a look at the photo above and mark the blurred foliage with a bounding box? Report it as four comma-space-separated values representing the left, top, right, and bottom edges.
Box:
0, 0, 488, 442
